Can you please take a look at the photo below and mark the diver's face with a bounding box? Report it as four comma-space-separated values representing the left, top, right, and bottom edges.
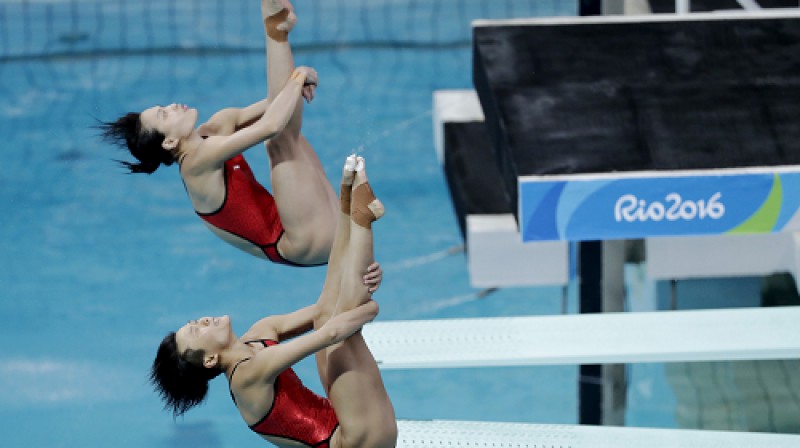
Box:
140, 103, 198, 143
174, 315, 233, 363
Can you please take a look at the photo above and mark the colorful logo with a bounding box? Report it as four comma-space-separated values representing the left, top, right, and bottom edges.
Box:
519, 170, 800, 242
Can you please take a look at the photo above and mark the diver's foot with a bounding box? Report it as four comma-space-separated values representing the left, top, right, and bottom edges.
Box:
351, 157, 384, 228
263, 0, 297, 40
340, 154, 357, 215
343, 154, 357, 185
261, 0, 294, 16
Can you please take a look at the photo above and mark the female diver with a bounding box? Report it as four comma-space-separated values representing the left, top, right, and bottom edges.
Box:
100, 0, 338, 266
151, 155, 398, 448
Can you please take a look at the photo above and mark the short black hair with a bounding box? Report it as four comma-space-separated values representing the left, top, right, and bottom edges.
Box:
150, 332, 223, 417
98, 112, 175, 174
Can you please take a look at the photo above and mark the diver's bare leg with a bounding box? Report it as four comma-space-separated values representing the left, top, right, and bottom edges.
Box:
262, 0, 300, 131
261, 0, 338, 265
313, 155, 357, 387
322, 158, 396, 448
338, 157, 384, 312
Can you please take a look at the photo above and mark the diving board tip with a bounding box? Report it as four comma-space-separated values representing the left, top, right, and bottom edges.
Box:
397, 419, 800, 447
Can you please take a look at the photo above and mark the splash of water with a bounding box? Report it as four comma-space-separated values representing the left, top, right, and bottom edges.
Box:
382, 245, 464, 271
350, 108, 433, 156
407, 287, 499, 317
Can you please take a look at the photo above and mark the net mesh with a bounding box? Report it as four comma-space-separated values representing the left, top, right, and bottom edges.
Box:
0, 0, 575, 166
0, 0, 572, 60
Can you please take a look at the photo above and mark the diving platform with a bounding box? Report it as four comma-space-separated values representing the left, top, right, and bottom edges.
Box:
473, 11, 800, 245
433, 89, 800, 289
396, 419, 800, 448
363, 306, 800, 369
435, 11, 800, 286
433, 89, 568, 288
472, 11, 800, 243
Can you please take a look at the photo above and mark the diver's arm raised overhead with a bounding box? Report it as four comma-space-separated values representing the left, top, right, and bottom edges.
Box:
186, 67, 313, 173
243, 304, 319, 342
237, 300, 379, 384
197, 98, 273, 137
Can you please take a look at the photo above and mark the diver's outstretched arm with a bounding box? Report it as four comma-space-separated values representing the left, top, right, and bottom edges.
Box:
196, 99, 272, 137
186, 67, 312, 173
234, 300, 378, 386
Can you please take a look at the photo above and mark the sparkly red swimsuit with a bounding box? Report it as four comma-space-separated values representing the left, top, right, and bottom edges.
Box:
195, 155, 297, 265
230, 339, 339, 448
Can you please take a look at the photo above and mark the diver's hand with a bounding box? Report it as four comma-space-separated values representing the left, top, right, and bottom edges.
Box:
295, 66, 318, 103
363, 262, 383, 294
302, 84, 316, 103
326, 299, 379, 343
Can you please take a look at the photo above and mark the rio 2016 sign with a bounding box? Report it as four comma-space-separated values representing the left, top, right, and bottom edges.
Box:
518, 170, 800, 242
614, 192, 725, 223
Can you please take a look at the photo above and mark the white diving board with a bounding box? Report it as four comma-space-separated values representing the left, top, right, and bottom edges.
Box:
396, 419, 800, 447
363, 306, 800, 369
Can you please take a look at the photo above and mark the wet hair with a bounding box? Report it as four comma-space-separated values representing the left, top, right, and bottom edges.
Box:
150, 332, 223, 418
97, 112, 176, 174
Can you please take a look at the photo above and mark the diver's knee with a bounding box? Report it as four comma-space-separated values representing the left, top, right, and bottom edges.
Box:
372, 419, 398, 448
339, 423, 369, 448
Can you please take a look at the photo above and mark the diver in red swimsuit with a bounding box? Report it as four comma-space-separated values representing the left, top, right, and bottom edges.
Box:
151, 156, 397, 448
100, 0, 337, 266
231, 339, 339, 447
195, 154, 296, 265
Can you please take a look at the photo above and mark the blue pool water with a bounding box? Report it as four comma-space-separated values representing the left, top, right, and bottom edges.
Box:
4, 1, 797, 447
0, 1, 581, 446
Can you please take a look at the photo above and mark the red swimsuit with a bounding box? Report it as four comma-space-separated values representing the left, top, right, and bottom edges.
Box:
230, 340, 339, 448
195, 155, 296, 265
